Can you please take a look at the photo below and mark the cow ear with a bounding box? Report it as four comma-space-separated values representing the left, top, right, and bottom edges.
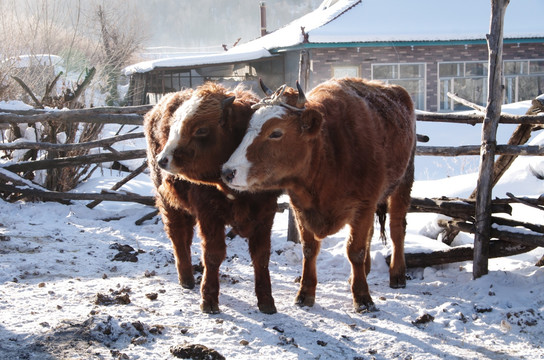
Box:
220, 96, 236, 127
299, 109, 322, 137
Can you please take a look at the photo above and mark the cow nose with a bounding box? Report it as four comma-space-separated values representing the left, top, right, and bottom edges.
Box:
157, 156, 168, 169
221, 168, 236, 183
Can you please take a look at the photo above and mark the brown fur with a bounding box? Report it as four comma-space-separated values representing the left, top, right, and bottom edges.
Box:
144, 83, 280, 314
225, 78, 415, 311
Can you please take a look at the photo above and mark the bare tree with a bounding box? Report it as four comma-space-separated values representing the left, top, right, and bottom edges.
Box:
94, 3, 146, 105
0, 0, 147, 191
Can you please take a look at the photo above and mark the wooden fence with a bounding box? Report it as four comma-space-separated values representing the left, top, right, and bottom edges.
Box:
1, 101, 544, 268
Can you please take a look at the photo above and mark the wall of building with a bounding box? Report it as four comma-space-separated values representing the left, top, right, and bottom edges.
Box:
306, 42, 544, 111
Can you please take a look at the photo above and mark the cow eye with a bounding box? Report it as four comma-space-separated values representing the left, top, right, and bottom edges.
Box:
269, 130, 283, 139
194, 127, 209, 137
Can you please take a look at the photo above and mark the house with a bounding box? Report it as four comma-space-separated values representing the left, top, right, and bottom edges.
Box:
124, 0, 544, 111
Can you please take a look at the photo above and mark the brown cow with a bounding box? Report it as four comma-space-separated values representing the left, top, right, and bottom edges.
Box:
221, 78, 415, 312
144, 83, 280, 314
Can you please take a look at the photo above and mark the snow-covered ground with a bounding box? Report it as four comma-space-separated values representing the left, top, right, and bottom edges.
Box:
1, 101, 543, 359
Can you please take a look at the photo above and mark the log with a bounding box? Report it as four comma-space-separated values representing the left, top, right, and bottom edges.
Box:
135, 209, 160, 225
447, 92, 486, 113
491, 216, 544, 234
86, 160, 148, 209
440, 219, 544, 248
417, 134, 429, 143
0, 105, 152, 116
0, 132, 144, 151
0, 112, 144, 126
505, 192, 544, 212
385, 240, 536, 268
2, 149, 146, 172
415, 112, 544, 125
0, 183, 154, 205
0, 167, 40, 187
5, 107, 543, 128
409, 196, 512, 219
416, 144, 544, 156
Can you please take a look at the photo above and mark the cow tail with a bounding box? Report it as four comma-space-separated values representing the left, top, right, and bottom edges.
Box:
376, 203, 388, 244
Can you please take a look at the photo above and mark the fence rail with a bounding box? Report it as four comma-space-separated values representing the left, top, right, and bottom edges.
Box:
1, 101, 543, 268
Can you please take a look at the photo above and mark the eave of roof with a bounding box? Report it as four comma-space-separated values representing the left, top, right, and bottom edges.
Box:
270, 37, 544, 53
124, 47, 274, 76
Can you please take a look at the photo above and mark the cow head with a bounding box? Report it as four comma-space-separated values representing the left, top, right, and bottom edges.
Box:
221, 82, 323, 192
155, 83, 257, 184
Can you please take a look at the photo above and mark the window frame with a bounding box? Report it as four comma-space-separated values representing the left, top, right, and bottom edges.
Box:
371, 62, 427, 110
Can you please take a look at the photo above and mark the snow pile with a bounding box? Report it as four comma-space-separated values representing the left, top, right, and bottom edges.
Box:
0, 165, 542, 359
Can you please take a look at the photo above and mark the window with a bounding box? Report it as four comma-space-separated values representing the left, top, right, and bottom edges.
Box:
372, 63, 426, 110
332, 65, 359, 78
504, 59, 544, 103
439, 59, 544, 111
438, 61, 488, 111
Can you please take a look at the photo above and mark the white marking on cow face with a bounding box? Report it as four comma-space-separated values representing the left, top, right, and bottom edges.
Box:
156, 95, 202, 173
222, 105, 286, 190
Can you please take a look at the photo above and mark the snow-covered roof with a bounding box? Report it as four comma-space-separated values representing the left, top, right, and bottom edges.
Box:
237, 0, 544, 52
124, 47, 272, 76
125, 0, 544, 75
3, 54, 63, 68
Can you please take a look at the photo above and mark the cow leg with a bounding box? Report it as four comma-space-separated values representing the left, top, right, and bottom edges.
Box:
247, 225, 276, 314
295, 226, 321, 307
159, 202, 196, 289
347, 208, 376, 312
198, 220, 227, 314
387, 187, 412, 289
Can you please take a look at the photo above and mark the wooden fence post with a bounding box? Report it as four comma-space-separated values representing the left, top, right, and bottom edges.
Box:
286, 49, 312, 243
473, 0, 509, 279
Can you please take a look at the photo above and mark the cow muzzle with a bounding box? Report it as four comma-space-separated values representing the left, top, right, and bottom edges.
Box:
221, 164, 251, 191
156, 152, 173, 172
221, 167, 236, 184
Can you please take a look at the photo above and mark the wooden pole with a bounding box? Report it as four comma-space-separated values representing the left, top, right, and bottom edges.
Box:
286, 49, 312, 243
298, 49, 310, 92
473, 0, 509, 279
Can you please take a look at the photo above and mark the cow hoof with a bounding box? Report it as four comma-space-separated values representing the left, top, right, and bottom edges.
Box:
258, 302, 277, 314
200, 301, 220, 314
295, 293, 315, 307
389, 275, 406, 289
355, 302, 378, 313
180, 277, 195, 290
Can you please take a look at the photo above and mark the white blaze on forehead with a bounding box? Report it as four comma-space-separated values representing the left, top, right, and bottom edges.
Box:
248, 105, 287, 132
223, 105, 286, 189
156, 95, 203, 168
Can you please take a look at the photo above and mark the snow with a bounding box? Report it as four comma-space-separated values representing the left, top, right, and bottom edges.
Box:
124, 48, 272, 76
6, 54, 63, 69
1, 101, 544, 359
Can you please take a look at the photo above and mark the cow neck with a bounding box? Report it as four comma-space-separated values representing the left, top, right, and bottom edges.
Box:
285, 134, 328, 211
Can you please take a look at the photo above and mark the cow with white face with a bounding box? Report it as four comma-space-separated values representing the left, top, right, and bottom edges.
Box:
222, 78, 416, 312
145, 82, 280, 314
